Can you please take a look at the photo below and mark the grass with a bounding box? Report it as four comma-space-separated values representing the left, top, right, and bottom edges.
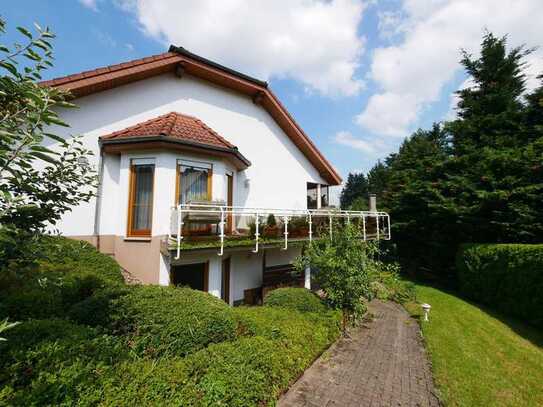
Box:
411, 284, 543, 406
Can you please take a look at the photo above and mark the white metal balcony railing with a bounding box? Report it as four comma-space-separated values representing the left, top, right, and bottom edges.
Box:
168, 202, 391, 259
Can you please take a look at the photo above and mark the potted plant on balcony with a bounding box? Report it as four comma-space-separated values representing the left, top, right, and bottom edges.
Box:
262, 214, 281, 238
289, 216, 309, 238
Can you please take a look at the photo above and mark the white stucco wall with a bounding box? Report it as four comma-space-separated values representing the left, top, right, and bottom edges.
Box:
231, 251, 263, 303
45, 72, 327, 238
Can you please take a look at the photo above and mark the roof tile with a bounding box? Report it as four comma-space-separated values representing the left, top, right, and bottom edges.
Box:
100, 112, 235, 150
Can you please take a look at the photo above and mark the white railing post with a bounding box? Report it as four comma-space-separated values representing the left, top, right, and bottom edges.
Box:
387, 214, 391, 240
175, 205, 183, 260
329, 212, 333, 241
376, 215, 380, 240
308, 212, 313, 243
252, 212, 260, 253
218, 206, 225, 256
283, 216, 289, 250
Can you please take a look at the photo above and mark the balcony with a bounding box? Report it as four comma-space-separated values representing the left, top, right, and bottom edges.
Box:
167, 202, 391, 259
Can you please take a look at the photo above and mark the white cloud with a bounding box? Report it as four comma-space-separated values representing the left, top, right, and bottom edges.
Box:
358, 0, 543, 136
334, 130, 377, 153
79, 0, 98, 11
115, 0, 366, 97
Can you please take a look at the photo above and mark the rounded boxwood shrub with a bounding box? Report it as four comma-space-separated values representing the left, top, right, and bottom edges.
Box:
83, 336, 317, 407
0, 236, 124, 321
264, 287, 327, 313
109, 285, 237, 357
37, 236, 124, 285
0, 319, 127, 406
68, 286, 130, 327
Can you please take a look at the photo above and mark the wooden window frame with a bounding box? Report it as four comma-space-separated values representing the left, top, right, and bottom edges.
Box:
127, 161, 155, 237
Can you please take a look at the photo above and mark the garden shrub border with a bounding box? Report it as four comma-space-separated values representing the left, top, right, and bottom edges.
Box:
457, 243, 543, 327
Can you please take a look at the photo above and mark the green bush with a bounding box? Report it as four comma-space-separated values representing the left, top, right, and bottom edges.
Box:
109, 285, 237, 357
0, 319, 127, 406
37, 236, 123, 285
234, 305, 340, 348
0, 236, 124, 320
68, 286, 130, 327
369, 262, 416, 304
264, 287, 328, 313
457, 244, 543, 327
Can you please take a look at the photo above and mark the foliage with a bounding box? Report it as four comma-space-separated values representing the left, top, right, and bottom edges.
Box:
414, 284, 543, 407
368, 261, 416, 304
264, 287, 328, 314
0, 236, 123, 320
295, 224, 373, 331
341, 32, 543, 282
457, 243, 543, 327
109, 285, 237, 357
0, 18, 97, 233
0, 318, 20, 342
266, 213, 277, 227
80, 307, 341, 406
68, 286, 130, 327
0, 319, 127, 406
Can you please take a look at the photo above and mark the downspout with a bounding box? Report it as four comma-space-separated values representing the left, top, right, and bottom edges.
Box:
93, 148, 105, 251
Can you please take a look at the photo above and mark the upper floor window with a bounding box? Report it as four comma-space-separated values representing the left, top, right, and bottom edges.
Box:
177, 160, 212, 204
321, 185, 329, 208
307, 182, 318, 209
127, 159, 155, 237
307, 182, 330, 209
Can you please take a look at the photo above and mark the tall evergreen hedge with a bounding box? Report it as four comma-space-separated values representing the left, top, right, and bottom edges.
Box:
457, 244, 543, 327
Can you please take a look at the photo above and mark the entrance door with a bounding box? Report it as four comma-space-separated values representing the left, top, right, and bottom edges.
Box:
221, 257, 231, 304
171, 262, 208, 292
226, 174, 234, 234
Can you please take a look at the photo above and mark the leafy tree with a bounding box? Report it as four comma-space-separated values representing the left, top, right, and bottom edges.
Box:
361, 32, 543, 282
339, 172, 368, 209
0, 18, 97, 269
367, 160, 388, 201
295, 224, 373, 334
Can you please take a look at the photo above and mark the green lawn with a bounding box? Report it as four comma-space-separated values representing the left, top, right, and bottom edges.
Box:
412, 284, 543, 407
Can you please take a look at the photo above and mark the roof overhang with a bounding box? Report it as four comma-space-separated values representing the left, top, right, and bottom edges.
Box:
41, 47, 342, 185
100, 135, 251, 170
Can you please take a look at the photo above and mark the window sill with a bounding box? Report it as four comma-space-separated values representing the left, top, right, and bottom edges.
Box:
124, 236, 152, 242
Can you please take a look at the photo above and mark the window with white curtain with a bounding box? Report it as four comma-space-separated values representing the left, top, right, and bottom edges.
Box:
178, 162, 211, 204
128, 160, 155, 236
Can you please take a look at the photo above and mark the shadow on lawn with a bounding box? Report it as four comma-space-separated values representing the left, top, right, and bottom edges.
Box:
415, 279, 543, 349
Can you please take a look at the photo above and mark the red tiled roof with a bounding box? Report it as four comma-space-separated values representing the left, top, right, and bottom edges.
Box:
100, 112, 235, 150
41, 47, 342, 185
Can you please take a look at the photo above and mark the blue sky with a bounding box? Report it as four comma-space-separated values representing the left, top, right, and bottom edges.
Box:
2, 0, 542, 181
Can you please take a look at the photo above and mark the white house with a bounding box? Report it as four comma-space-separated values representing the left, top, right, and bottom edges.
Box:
42, 46, 389, 305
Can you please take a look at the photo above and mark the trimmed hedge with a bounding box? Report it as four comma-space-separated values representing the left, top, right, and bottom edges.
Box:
77, 308, 341, 406
457, 244, 543, 327
109, 285, 237, 357
264, 287, 327, 313
0, 319, 127, 406
0, 236, 123, 320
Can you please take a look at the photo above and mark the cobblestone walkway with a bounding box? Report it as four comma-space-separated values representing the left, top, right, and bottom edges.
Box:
278, 300, 440, 407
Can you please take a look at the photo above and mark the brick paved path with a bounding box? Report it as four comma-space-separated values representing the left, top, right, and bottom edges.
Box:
278, 300, 440, 407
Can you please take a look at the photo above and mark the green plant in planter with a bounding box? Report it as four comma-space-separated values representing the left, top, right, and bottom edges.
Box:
263, 214, 281, 238
266, 214, 277, 227
289, 216, 309, 238
248, 218, 265, 239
